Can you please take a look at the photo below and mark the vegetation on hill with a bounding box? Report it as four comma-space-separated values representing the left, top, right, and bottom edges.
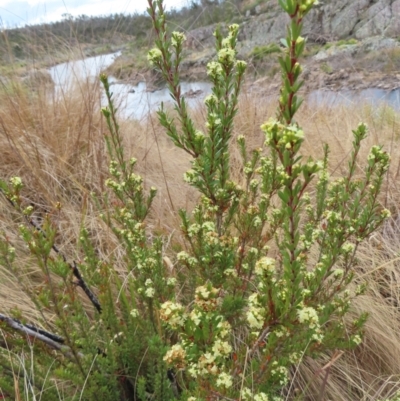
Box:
0, 0, 245, 71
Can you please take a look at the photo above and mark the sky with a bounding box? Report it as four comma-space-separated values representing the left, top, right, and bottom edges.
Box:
0, 0, 187, 27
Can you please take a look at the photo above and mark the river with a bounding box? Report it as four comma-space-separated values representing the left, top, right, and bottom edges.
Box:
48, 52, 213, 120
48, 52, 400, 120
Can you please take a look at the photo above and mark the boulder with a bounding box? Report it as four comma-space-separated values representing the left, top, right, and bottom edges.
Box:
186, 25, 216, 50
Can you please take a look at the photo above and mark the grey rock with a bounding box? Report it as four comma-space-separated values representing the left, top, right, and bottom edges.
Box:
355, 0, 393, 39
186, 25, 216, 50
359, 36, 398, 53
314, 43, 359, 61
386, 0, 400, 36
232, 0, 400, 47
183, 89, 203, 98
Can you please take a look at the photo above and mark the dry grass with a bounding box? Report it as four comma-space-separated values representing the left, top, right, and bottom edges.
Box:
1, 70, 400, 400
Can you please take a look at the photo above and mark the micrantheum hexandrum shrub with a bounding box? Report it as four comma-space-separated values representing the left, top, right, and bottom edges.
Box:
0, 0, 392, 400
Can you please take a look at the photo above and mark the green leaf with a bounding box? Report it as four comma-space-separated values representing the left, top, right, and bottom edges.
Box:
280, 38, 289, 48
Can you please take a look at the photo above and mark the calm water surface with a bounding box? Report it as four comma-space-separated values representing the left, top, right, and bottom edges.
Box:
48, 52, 400, 120
49, 52, 120, 87
308, 88, 400, 110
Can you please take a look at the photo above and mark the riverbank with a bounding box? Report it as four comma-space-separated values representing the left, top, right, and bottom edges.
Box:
106, 34, 400, 99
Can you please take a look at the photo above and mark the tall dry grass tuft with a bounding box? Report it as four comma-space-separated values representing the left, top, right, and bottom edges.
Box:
1, 62, 400, 399
0, 73, 111, 322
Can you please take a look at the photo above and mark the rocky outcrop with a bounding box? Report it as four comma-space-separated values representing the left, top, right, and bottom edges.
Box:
113, 0, 400, 90
309, 0, 400, 40
185, 0, 400, 51
314, 37, 399, 61
186, 25, 217, 50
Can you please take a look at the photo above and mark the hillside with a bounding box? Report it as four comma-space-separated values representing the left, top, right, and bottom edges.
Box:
0, 0, 399, 90
107, 0, 400, 92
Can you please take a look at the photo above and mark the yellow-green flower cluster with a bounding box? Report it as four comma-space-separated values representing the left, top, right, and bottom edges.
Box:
242, 388, 272, 401
144, 278, 155, 298
270, 361, 289, 386
10, 176, 23, 190
206, 23, 246, 80
206, 61, 223, 78
160, 301, 186, 329
215, 371, 233, 389
217, 47, 236, 66
212, 339, 232, 357
217, 320, 231, 338
195, 285, 220, 311
261, 119, 304, 149
163, 344, 186, 369
176, 314, 233, 381
147, 47, 163, 66
247, 293, 266, 331
255, 256, 276, 276
297, 306, 319, 329
171, 31, 186, 47
368, 145, 390, 170
299, 0, 319, 14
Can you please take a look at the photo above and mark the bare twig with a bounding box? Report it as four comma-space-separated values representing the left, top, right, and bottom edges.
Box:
0, 313, 83, 358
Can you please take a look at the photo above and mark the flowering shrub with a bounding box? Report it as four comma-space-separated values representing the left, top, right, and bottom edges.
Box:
0, 0, 391, 400
144, 0, 390, 399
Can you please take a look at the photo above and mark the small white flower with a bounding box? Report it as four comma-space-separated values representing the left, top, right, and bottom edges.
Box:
10, 176, 23, 188
188, 364, 198, 378
255, 257, 276, 275
254, 393, 269, 401
212, 339, 232, 357
207, 61, 223, 77
224, 268, 237, 277
216, 372, 233, 389
167, 277, 177, 286
147, 48, 163, 65
241, 388, 253, 400
311, 331, 324, 342
130, 309, 139, 318
171, 31, 186, 46
160, 301, 186, 328
333, 269, 344, 278
218, 47, 236, 64
217, 320, 231, 338
352, 334, 362, 345
177, 251, 189, 261
297, 306, 319, 329
253, 216, 262, 227
190, 309, 202, 326
163, 344, 186, 368
342, 242, 355, 253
